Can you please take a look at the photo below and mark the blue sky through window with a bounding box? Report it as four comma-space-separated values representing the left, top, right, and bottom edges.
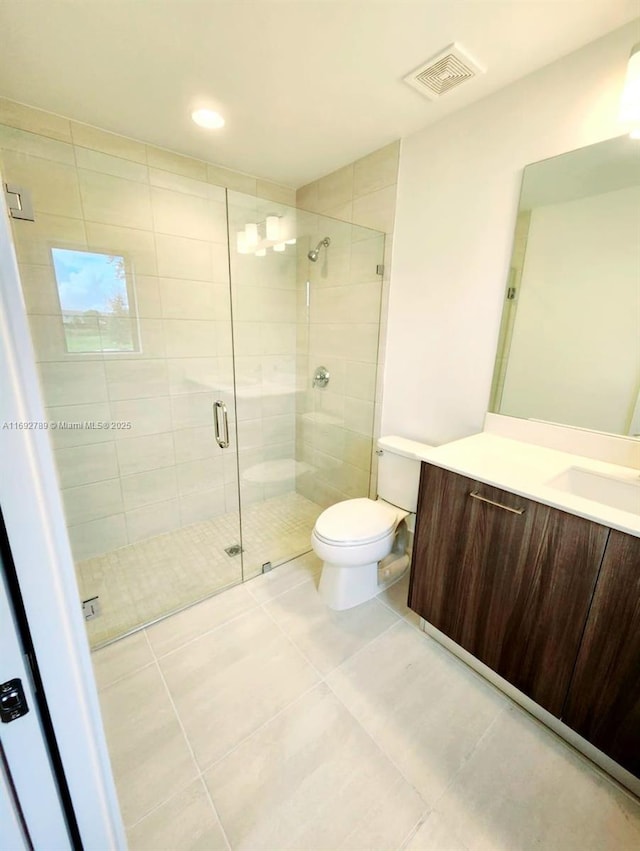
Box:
52, 248, 129, 314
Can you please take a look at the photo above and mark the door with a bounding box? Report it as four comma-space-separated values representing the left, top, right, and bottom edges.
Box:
0, 555, 72, 849
409, 463, 608, 715
562, 530, 640, 777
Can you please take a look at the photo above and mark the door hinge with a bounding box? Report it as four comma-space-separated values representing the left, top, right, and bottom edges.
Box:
4, 183, 35, 221
507, 287, 517, 300
376, 264, 384, 276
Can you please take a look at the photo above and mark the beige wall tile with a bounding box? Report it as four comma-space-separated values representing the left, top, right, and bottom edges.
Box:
68, 513, 127, 561
110, 396, 172, 439
163, 319, 218, 358
39, 361, 108, 406
46, 401, 113, 448
13, 214, 86, 265
256, 179, 296, 205
146, 145, 207, 181
125, 498, 180, 544
151, 186, 217, 241
170, 392, 218, 431
71, 122, 146, 163
0, 98, 71, 142
179, 486, 226, 525
312, 283, 382, 324
85, 222, 157, 276
2, 150, 82, 217
17, 264, 60, 314
207, 163, 256, 194
115, 432, 175, 477
121, 467, 177, 511
352, 184, 397, 234
176, 457, 225, 495
0, 124, 74, 164
74, 147, 148, 182
78, 169, 153, 230
296, 180, 319, 212
155, 233, 213, 281
62, 478, 123, 525
167, 357, 220, 395
54, 442, 119, 489
353, 140, 400, 198
149, 167, 223, 200
317, 164, 354, 212
105, 359, 169, 400
173, 425, 222, 464
159, 277, 218, 320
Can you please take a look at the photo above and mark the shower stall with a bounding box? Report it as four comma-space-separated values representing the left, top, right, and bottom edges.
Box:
0, 121, 385, 646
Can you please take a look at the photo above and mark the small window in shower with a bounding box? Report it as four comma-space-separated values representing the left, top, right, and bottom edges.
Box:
51, 247, 139, 353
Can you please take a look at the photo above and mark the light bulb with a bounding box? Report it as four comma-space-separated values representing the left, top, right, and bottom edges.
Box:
619, 44, 640, 130
244, 223, 259, 248
191, 108, 225, 129
236, 232, 249, 254
266, 215, 280, 241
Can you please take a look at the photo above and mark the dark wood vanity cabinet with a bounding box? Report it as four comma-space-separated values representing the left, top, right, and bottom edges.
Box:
562, 531, 640, 778
409, 462, 640, 778
408, 464, 608, 716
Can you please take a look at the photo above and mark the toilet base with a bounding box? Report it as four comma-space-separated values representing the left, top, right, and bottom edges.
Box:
318, 560, 381, 611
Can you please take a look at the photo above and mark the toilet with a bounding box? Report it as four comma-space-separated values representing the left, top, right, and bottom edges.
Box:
311, 435, 426, 610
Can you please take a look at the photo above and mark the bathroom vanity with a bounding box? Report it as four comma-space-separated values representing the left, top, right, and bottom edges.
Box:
405, 419, 640, 794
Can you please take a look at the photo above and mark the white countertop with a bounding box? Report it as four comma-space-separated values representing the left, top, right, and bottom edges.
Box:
385, 432, 640, 538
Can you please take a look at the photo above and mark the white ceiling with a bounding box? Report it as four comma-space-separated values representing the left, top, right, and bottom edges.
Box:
0, 1, 637, 187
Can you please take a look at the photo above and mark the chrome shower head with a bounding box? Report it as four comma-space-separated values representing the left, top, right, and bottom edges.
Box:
308, 236, 331, 262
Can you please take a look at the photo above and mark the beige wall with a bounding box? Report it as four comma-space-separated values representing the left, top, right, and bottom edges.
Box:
296, 141, 400, 496
0, 98, 297, 561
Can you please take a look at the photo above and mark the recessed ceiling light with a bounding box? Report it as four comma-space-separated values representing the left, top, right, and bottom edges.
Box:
191, 108, 225, 129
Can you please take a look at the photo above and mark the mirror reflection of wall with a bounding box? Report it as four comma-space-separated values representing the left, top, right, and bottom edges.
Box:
491, 135, 640, 436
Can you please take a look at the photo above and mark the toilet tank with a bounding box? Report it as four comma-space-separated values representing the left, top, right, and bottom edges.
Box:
377, 436, 429, 512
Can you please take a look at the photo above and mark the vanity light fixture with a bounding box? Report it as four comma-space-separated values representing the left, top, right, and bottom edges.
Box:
235, 215, 291, 257
191, 108, 225, 129
620, 43, 640, 138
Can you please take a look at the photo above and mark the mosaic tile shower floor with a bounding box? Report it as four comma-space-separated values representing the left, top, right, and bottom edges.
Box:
77, 492, 323, 646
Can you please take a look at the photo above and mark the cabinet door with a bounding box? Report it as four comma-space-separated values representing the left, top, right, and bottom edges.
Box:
409, 464, 608, 716
562, 530, 640, 777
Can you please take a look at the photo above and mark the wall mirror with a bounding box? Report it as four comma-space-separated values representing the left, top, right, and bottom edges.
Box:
489, 135, 640, 437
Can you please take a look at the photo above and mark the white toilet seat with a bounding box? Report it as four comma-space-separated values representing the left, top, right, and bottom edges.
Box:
313, 497, 399, 546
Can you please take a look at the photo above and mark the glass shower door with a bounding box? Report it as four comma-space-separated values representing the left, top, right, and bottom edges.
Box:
0, 121, 242, 646
227, 191, 385, 580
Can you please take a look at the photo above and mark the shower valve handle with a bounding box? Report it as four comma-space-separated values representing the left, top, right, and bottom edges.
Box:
312, 366, 330, 388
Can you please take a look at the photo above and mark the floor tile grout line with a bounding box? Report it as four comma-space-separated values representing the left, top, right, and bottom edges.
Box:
323, 674, 431, 814
123, 772, 199, 834
427, 701, 511, 814
95, 658, 157, 693
151, 655, 233, 851
196, 680, 324, 778
258, 594, 329, 682
145, 594, 259, 662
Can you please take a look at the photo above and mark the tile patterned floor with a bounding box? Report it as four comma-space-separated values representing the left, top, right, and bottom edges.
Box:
92, 557, 640, 851
77, 492, 322, 646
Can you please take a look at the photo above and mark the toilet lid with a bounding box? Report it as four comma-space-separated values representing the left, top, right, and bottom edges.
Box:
314, 498, 397, 545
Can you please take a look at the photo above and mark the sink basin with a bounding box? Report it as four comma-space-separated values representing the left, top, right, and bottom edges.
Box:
548, 467, 640, 516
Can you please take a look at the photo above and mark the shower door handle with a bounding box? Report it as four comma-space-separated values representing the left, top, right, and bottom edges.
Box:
213, 400, 230, 449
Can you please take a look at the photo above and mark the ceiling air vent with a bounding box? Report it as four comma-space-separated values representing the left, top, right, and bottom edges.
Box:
404, 43, 485, 101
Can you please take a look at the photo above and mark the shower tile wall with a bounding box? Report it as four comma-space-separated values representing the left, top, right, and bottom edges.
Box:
0, 98, 296, 562
294, 214, 385, 508
296, 141, 400, 496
